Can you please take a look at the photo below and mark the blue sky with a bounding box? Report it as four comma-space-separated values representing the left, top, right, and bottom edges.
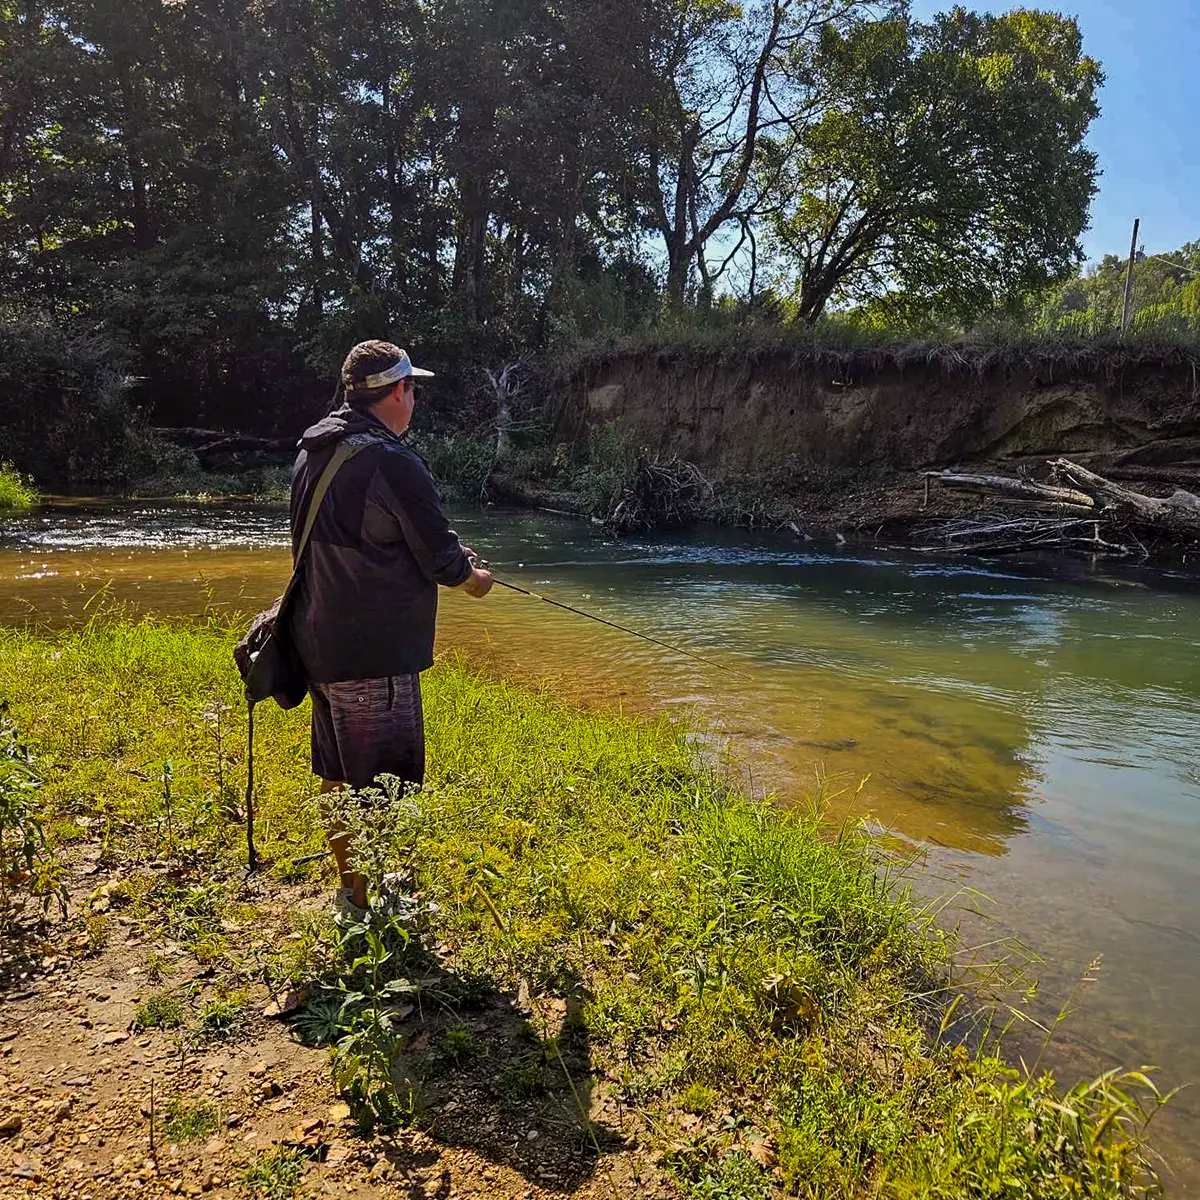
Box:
911, 0, 1200, 264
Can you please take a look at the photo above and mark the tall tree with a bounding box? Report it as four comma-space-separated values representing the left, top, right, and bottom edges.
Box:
632, 0, 893, 305
758, 7, 1101, 323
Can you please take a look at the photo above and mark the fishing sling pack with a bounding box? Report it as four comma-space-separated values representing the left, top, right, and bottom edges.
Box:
233, 437, 363, 868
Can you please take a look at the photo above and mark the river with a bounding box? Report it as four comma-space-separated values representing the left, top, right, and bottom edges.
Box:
2, 498, 1199, 1189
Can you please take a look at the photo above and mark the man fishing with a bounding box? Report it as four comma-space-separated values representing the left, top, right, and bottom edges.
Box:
289, 340, 493, 917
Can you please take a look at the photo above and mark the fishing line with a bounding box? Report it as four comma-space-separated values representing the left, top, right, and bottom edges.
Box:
489, 575, 754, 681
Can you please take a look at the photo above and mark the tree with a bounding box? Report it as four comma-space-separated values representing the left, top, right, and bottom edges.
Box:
1041, 239, 1200, 333
758, 7, 1101, 323
630, 0, 893, 306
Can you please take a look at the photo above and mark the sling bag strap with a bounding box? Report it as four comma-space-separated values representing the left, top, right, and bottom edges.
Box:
286, 437, 361, 595
243, 434, 372, 874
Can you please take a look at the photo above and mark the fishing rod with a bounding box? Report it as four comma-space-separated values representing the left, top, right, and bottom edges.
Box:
488, 574, 754, 681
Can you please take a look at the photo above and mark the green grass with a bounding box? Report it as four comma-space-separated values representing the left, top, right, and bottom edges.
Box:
162, 1099, 220, 1142
554, 303, 1200, 374
0, 461, 37, 511
135, 991, 186, 1030
0, 616, 1172, 1197
239, 1146, 305, 1198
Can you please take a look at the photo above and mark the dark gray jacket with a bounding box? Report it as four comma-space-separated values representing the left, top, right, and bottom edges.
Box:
288, 405, 472, 683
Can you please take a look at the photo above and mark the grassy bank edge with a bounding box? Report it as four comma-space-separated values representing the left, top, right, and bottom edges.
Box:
0, 617, 1170, 1198
0, 462, 38, 511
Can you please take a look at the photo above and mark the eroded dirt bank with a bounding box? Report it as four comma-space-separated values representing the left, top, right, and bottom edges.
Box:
559, 346, 1200, 472
554, 345, 1200, 542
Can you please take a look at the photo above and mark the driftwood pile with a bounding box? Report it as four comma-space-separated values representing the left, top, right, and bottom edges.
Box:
918, 457, 1200, 556
604, 454, 713, 535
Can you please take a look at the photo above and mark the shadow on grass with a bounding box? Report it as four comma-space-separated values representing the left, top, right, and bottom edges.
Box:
293, 935, 623, 1195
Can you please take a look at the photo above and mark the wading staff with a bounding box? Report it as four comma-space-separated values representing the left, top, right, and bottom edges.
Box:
489, 576, 753, 681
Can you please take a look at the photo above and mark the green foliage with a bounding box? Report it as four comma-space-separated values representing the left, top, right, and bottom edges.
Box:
0, 462, 37, 511
410, 431, 495, 502
574, 425, 639, 517
162, 1100, 220, 1143
239, 1147, 306, 1199
0, 704, 65, 927
761, 9, 1100, 324
0, 0, 1110, 446
441, 1024, 479, 1064
0, 618, 1172, 1195
197, 989, 248, 1041
135, 991, 186, 1030
0, 311, 151, 487
1038, 240, 1200, 338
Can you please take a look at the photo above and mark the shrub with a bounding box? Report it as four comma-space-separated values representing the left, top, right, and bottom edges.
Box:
0, 462, 37, 511
0, 308, 175, 488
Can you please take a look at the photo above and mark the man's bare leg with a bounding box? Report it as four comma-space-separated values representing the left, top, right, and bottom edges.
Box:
320, 779, 367, 909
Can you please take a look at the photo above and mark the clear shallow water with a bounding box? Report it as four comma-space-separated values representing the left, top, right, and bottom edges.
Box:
3, 499, 1200, 1189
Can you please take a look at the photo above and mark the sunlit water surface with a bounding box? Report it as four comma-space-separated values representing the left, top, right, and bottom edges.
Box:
2, 499, 1199, 1189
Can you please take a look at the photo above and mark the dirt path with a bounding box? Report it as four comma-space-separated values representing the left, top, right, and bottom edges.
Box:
0, 856, 672, 1200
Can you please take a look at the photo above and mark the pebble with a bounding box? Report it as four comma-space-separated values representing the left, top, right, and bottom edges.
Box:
0, 1113, 22, 1136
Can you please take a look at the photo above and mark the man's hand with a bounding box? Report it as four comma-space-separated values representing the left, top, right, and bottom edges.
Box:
458, 566, 493, 598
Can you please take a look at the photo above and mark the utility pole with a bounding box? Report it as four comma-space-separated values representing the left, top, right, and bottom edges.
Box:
1121, 217, 1140, 336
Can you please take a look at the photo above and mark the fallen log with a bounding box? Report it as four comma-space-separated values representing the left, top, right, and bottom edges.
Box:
1050, 458, 1200, 532
923, 471, 1094, 510
152, 427, 295, 453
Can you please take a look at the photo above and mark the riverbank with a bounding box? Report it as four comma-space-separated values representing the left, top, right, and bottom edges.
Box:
0, 618, 1169, 1197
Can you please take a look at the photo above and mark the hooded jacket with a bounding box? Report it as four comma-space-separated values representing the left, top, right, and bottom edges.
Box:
288, 404, 472, 683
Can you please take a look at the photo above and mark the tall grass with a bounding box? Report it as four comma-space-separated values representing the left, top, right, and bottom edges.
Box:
558, 304, 1200, 377
0, 462, 37, 510
0, 616, 1170, 1197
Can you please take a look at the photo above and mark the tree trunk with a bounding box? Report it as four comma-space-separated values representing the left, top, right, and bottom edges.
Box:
309, 193, 323, 319
120, 70, 153, 251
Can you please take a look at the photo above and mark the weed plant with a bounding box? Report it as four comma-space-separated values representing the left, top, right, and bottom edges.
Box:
0, 462, 37, 511
239, 1146, 305, 1198
0, 616, 1173, 1197
0, 703, 65, 928
162, 1099, 219, 1142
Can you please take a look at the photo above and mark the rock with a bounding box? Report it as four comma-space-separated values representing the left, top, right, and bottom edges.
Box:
201, 1173, 215, 1192
53, 1101, 72, 1122
368, 1159, 393, 1181
0, 1114, 22, 1136
11, 1158, 40, 1180
526, 1129, 539, 1141
247, 1061, 268, 1079
261, 988, 308, 1019
226, 1113, 243, 1128
102, 1031, 129, 1046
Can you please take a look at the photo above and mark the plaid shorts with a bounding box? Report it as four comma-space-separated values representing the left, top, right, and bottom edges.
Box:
309, 674, 425, 791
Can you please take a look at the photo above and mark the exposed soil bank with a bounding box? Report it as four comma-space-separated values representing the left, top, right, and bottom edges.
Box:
555, 346, 1200, 542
